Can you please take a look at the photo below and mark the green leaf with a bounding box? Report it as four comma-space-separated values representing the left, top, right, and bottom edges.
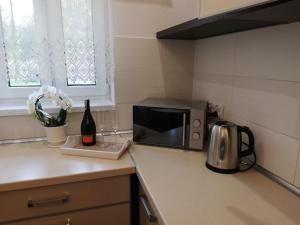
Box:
35, 103, 53, 126
57, 109, 67, 126
33, 95, 70, 127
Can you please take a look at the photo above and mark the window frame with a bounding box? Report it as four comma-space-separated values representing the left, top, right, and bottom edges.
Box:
0, 0, 115, 105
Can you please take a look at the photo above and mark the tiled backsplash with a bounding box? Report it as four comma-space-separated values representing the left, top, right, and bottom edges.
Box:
193, 22, 300, 187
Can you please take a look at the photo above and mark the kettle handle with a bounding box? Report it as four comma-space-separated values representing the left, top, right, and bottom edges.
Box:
238, 126, 255, 157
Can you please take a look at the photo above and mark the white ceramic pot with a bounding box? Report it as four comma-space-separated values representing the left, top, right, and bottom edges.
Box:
44, 124, 68, 147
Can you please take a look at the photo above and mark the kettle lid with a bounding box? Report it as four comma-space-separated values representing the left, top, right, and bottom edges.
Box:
214, 120, 236, 127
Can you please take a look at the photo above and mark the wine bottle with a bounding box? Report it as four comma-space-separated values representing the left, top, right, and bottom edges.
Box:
81, 99, 96, 146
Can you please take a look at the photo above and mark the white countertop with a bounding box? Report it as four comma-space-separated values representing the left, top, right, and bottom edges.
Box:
0, 141, 299, 225
0, 141, 135, 192
130, 144, 300, 225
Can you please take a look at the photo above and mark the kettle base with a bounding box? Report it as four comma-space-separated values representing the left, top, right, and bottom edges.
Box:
206, 162, 239, 174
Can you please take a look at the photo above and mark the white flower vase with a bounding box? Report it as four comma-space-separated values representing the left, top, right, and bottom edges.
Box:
44, 124, 68, 147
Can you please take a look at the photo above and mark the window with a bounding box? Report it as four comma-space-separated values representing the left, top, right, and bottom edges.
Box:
0, 0, 40, 87
62, 0, 96, 86
0, 0, 114, 103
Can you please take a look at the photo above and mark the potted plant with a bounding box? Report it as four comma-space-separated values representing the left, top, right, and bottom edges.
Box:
27, 86, 73, 146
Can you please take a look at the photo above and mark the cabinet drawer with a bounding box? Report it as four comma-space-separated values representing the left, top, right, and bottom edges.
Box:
6, 203, 130, 225
0, 175, 130, 223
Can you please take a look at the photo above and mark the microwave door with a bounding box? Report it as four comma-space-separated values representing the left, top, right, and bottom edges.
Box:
133, 107, 190, 148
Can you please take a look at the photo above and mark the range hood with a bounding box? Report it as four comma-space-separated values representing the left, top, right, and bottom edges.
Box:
157, 0, 300, 40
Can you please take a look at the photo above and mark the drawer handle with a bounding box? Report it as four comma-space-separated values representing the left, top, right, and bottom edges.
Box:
28, 192, 70, 208
140, 195, 157, 223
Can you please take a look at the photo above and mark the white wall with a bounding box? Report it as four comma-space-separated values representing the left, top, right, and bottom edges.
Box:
193, 22, 300, 187
0, 0, 197, 139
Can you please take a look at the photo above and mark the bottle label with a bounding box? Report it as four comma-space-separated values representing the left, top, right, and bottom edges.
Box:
82, 135, 94, 144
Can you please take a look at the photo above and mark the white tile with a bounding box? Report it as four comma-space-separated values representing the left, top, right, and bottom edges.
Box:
225, 114, 300, 183
113, 0, 160, 37
67, 112, 97, 135
116, 79, 163, 89
194, 34, 236, 75
193, 73, 234, 111
112, 0, 199, 37
231, 77, 300, 139
162, 71, 193, 100
116, 86, 165, 104
163, 71, 193, 80
116, 71, 164, 80
0, 116, 41, 140
66, 112, 84, 135
117, 104, 133, 131
235, 22, 300, 81
96, 111, 114, 133
114, 37, 162, 72
164, 79, 193, 100
35, 123, 46, 137
158, 40, 195, 73
116, 73, 193, 103
115, 71, 165, 104
250, 123, 300, 183
116, 72, 164, 90
115, 38, 195, 75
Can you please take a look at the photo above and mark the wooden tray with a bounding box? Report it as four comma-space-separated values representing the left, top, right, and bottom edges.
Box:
61, 135, 131, 160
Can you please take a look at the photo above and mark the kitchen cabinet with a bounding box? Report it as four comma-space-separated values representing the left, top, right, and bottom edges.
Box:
158, 0, 300, 40
0, 175, 130, 225
200, 0, 270, 18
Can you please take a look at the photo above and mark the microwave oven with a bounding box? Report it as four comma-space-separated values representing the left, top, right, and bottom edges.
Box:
133, 98, 207, 150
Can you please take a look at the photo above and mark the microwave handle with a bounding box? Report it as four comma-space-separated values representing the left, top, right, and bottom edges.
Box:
182, 113, 186, 146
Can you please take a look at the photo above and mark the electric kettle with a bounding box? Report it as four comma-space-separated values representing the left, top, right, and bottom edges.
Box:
206, 121, 256, 174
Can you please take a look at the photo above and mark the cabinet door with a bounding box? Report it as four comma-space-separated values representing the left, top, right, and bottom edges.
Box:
200, 0, 270, 18
7, 204, 130, 225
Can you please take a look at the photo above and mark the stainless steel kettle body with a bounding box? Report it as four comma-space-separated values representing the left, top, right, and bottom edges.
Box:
206, 121, 255, 174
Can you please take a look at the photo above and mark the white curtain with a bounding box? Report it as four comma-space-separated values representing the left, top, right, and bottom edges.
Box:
0, 0, 114, 99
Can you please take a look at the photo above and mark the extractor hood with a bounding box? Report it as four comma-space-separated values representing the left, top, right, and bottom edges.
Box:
157, 0, 300, 40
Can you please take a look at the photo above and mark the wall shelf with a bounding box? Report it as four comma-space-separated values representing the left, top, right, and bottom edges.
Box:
156, 0, 300, 40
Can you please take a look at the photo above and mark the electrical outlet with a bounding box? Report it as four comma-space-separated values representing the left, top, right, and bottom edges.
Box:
208, 102, 224, 119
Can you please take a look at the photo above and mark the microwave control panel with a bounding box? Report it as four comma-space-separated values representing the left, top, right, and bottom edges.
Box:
189, 109, 206, 150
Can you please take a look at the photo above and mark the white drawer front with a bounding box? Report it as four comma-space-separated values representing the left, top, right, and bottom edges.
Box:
0, 176, 130, 223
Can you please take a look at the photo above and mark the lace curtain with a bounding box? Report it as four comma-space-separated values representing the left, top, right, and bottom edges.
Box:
0, 0, 114, 98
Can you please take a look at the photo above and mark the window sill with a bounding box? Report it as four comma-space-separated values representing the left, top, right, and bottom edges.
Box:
0, 100, 116, 117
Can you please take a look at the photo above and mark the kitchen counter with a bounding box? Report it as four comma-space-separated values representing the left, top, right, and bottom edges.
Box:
130, 144, 300, 225
0, 141, 299, 225
0, 141, 135, 192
